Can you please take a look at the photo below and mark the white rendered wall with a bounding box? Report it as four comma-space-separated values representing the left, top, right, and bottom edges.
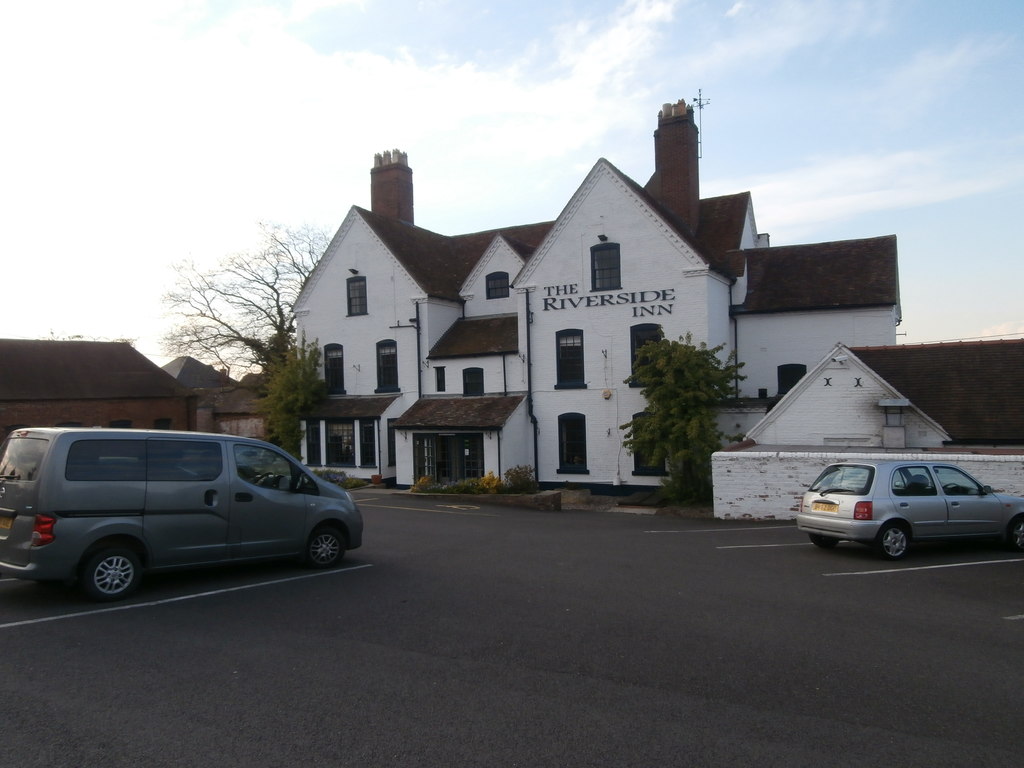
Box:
748, 359, 947, 448
735, 307, 897, 398
521, 168, 720, 488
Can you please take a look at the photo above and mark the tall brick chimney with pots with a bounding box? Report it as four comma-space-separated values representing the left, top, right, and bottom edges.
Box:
644, 100, 700, 232
371, 149, 414, 224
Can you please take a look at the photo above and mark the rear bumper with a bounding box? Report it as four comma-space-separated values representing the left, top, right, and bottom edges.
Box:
0, 555, 76, 582
796, 512, 882, 543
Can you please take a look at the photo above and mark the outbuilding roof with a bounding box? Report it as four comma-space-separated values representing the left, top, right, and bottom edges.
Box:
852, 340, 1024, 444
0, 339, 190, 400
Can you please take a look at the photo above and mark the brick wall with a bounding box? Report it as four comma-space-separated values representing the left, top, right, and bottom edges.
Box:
712, 450, 1024, 520
1, 397, 195, 437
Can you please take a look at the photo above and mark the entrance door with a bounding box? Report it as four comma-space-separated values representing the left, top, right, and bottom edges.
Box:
417, 434, 484, 484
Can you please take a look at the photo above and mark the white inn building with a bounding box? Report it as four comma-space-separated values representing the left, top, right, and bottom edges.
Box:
294, 98, 901, 492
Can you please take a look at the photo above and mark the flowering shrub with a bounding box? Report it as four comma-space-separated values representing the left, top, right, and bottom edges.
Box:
479, 471, 502, 494
409, 466, 539, 495
312, 469, 368, 490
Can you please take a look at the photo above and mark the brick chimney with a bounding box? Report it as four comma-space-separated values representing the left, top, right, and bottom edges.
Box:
644, 100, 700, 232
370, 149, 414, 224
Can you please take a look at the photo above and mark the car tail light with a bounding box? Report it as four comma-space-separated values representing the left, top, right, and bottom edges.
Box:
31, 515, 56, 546
853, 501, 873, 520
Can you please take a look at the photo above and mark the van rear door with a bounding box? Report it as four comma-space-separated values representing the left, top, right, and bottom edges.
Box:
0, 433, 49, 567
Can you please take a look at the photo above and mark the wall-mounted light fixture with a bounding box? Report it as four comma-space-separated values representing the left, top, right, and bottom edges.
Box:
597, 234, 608, 242
349, 268, 360, 275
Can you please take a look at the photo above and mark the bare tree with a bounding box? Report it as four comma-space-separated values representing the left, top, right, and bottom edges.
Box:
163, 223, 328, 376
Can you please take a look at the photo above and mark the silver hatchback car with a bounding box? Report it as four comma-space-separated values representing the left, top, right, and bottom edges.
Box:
797, 461, 1024, 560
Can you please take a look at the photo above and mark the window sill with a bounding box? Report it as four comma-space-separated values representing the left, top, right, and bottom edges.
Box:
557, 467, 589, 475
554, 383, 587, 390
374, 387, 400, 394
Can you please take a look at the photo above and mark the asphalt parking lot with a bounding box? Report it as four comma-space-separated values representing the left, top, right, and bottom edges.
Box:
2, 488, 1022, 767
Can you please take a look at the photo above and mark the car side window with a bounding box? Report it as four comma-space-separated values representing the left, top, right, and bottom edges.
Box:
233, 444, 297, 491
891, 466, 937, 497
933, 466, 983, 496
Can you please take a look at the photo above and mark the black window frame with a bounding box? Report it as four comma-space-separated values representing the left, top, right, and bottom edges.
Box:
325, 420, 356, 466
324, 344, 345, 395
555, 329, 586, 389
375, 339, 399, 393
359, 421, 376, 468
629, 412, 666, 476
346, 276, 367, 316
463, 367, 484, 396
435, 366, 446, 392
629, 323, 663, 386
557, 413, 588, 474
777, 363, 807, 396
590, 242, 621, 291
485, 271, 510, 299
305, 419, 322, 466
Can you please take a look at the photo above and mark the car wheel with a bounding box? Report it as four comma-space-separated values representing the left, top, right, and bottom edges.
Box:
80, 548, 142, 601
1006, 516, 1024, 552
306, 526, 347, 569
875, 522, 909, 560
808, 533, 839, 549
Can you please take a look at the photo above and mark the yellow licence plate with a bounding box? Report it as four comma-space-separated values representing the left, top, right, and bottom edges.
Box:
811, 501, 838, 512
0, 517, 12, 530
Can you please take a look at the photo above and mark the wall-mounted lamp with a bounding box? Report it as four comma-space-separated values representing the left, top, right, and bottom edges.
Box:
348, 268, 360, 275
597, 234, 608, 242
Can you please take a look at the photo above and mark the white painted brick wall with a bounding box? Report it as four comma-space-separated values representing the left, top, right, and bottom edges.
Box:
712, 450, 1024, 520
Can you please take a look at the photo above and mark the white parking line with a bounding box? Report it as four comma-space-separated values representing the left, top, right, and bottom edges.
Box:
645, 525, 794, 533
823, 558, 1024, 577
0, 563, 373, 631
718, 543, 809, 549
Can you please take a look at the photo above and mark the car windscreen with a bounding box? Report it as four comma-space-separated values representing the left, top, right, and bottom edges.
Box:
808, 464, 874, 495
0, 436, 49, 481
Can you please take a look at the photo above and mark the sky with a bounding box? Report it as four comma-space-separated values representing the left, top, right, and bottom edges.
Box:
3, 0, 1022, 368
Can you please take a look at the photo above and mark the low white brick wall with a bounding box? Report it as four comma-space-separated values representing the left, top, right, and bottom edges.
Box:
711, 450, 1024, 520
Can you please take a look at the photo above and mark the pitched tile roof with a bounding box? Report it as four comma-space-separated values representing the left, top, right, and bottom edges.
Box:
162, 356, 235, 388
0, 339, 190, 400
429, 315, 518, 358
392, 394, 525, 429
357, 207, 553, 300
307, 395, 400, 420
852, 340, 1024, 443
695, 192, 752, 278
737, 235, 899, 313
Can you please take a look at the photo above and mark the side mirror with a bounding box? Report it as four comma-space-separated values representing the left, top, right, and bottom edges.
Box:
981, 485, 993, 496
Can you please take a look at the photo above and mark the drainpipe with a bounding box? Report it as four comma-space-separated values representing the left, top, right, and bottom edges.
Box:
524, 290, 539, 483
730, 279, 740, 399
414, 302, 423, 399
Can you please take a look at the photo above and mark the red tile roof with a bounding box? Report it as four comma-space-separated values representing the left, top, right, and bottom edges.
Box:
357, 207, 553, 301
0, 339, 190, 400
429, 315, 518, 358
392, 394, 525, 429
738, 235, 899, 313
852, 340, 1024, 443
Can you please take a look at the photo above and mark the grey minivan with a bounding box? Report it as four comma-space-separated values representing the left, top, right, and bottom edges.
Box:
0, 428, 363, 600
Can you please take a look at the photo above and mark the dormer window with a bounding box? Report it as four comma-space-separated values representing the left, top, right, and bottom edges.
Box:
486, 271, 509, 299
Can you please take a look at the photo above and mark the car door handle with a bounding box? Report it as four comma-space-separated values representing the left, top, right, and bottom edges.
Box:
899, 502, 910, 508
204, 489, 217, 507
235, 492, 253, 502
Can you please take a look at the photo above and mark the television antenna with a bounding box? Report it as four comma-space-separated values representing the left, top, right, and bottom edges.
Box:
692, 89, 710, 158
